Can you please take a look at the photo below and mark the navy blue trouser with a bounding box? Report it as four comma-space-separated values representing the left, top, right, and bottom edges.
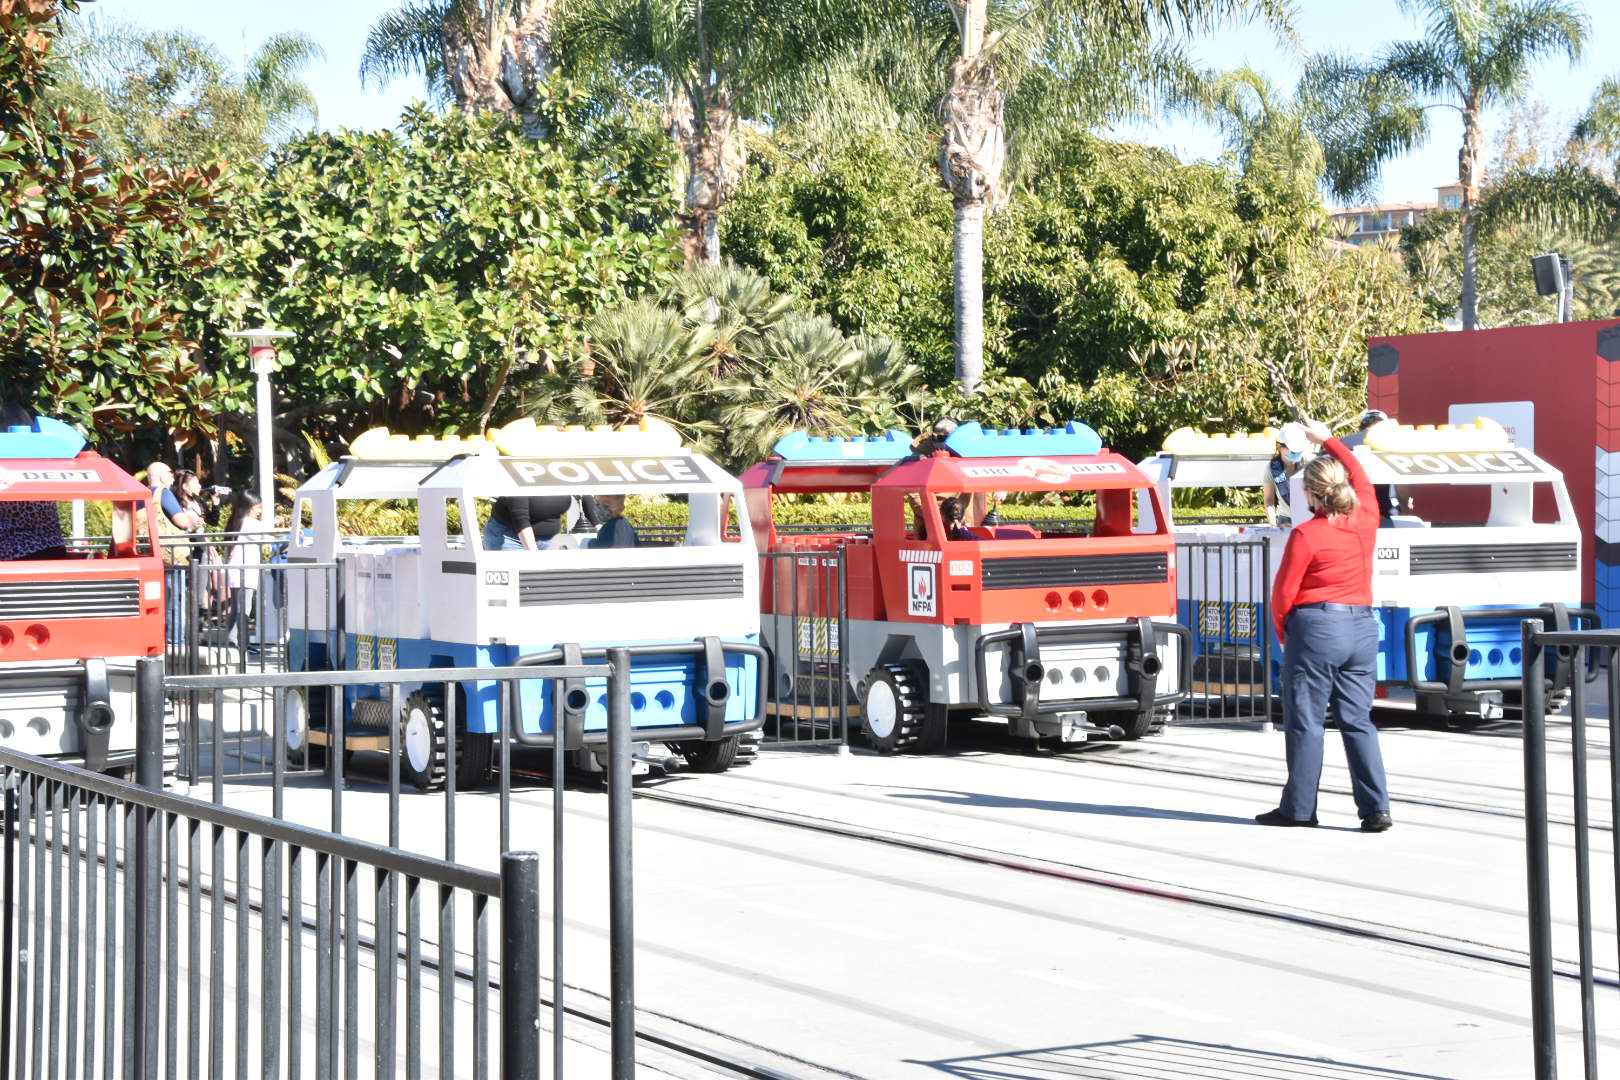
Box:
1279, 607, 1390, 820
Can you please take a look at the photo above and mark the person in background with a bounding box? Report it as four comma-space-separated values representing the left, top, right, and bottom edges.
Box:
484, 494, 572, 550
587, 494, 638, 548
1263, 421, 1311, 527
1258, 416, 1393, 833
1338, 409, 1411, 522
0, 403, 67, 561
223, 491, 275, 652
147, 461, 203, 534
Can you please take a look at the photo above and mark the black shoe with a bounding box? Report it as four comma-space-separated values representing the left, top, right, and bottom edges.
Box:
1255, 808, 1318, 827
1360, 811, 1393, 833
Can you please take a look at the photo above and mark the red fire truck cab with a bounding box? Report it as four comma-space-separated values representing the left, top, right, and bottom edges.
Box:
0, 417, 164, 772
741, 422, 1191, 751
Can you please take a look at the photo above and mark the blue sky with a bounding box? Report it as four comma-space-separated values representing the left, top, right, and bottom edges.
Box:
89, 0, 1619, 206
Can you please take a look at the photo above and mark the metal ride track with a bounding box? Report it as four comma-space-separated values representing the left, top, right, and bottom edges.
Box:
1023, 747, 1616, 832
630, 782, 1620, 992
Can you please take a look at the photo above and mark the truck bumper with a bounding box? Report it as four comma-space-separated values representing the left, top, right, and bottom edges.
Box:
0, 658, 138, 769
1403, 603, 1600, 709
510, 637, 768, 749
973, 617, 1192, 735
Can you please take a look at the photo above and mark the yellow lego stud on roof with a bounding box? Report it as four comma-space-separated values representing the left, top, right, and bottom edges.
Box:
349, 427, 501, 461
1160, 426, 1279, 457
490, 416, 684, 457
1362, 416, 1512, 453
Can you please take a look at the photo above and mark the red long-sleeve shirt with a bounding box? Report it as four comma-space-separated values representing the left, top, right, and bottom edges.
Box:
1271, 437, 1379, 644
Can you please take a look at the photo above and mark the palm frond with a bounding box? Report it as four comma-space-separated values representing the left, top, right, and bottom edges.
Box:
360, 2, 452, 102
1474, 163, 1620, 240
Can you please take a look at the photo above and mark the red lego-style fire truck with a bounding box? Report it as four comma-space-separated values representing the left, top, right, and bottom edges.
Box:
0, 417, 164, 773
740, 421, 1191, 751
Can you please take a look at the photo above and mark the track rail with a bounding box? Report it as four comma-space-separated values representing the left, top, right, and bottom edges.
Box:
634, 784, 1619, 990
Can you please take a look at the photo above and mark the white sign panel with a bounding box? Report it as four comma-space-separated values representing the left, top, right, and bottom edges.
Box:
908, 563, 937, 616
1449, 400, 1533, 451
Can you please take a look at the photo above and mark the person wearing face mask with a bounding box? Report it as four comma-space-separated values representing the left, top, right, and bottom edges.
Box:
1264, 422, 1312, 527
1257, 416, 1392, 833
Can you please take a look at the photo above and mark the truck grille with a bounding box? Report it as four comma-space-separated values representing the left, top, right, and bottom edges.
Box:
1408, 542, 1577, 576
982, 553, 1169, 591
0, 578, 140, 619
518, 565, 744, 606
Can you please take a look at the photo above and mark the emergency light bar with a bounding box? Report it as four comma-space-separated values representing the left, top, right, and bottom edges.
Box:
1159, 426, 1278, 457
492, 417, 684, 458
0, 416, 86, 459
349, 428, 501, 461
945, 421, 1102, 459
1363, 416, 1511, 453
771, 430, 911, 462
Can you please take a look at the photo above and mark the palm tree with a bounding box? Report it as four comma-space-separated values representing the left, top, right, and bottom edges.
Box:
721, 312, 868, 462
49, 16, 323, 165
1574, 75, 1620, 157
1367, 0, 1588, 330
567, 299, 720, 442
920, 0, 1289, 392
558, 0, 876, 266
360, 1, 557, 137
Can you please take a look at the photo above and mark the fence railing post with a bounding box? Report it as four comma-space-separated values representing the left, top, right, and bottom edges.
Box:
500, 851, 541, 1080
133, 655, 165, 1078
606, 647, 636, 1079
1520, 619, 1557, 1080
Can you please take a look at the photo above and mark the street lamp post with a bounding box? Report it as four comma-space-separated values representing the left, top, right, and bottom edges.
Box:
225, 327, 295, 520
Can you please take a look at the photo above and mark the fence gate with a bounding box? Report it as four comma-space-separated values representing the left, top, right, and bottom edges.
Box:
1175, 536, 1277, 724
1519, 621, 1620, 1079
759, 549, 851, 749
163, 544, 341, 786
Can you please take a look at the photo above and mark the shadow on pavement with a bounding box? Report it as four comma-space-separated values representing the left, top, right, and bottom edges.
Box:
871, 784, 1260, 826
913, 1035, 1459, 1079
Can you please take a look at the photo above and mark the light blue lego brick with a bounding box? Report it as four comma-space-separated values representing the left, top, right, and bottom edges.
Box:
0, 416, 85, 459
772, 430, 911, 461
944, 420, 1103, 459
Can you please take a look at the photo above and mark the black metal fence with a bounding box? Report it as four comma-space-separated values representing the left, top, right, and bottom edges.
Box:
1520, 621, 1619, 1080
1176, 536, 1278, 724
2, 650, 645, 1079
759, 548, 851, 750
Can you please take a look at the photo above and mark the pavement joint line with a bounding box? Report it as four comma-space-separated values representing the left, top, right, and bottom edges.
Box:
1016, 969, 1101, 991
815, 919, 898, 941
637, 788, 1620, 988
1122, 997, 1229, 1024
1250, 1029, 1356, 1059
913, 943, 993, 964
675, 771, 1554, 914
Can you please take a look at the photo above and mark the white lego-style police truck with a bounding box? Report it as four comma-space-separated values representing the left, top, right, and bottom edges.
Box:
284, 420, 765, 788
1138, 418, 1592, 719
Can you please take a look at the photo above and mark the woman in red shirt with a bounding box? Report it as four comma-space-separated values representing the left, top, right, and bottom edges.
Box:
1257, 417, 1392, 833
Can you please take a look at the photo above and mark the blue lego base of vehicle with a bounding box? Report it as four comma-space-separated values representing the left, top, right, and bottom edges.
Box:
295, 631, 760, 739
1377, 605, 1540, 684
1179, 599, 1556, 690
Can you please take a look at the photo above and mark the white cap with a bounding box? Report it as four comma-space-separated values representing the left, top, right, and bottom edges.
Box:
1279, 421, 1310, 454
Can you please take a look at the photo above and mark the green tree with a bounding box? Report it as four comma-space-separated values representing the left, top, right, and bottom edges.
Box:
48, 15, 322, 165
0, 0, 227, 445
189, 100, 681, 467
360, 0, 557, 137
1349, 0, 1589, 330
919, 0, 1289, 392
557, 0, 878, 265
